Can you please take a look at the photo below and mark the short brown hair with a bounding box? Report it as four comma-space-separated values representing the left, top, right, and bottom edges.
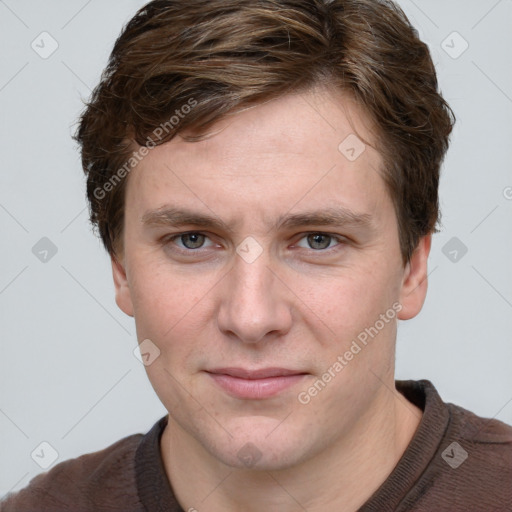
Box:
74, 0, 455, 265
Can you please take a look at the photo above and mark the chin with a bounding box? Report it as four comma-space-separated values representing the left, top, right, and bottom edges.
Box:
217, 443, 307, 472
199, 419, 314, 471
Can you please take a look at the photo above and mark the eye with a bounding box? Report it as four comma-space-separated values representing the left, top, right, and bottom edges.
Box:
167, 232, 214, 250
295, 233, 344, 251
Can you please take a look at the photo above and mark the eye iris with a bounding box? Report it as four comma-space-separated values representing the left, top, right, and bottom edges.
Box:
308, 234, 331, 250
182, 233, 204, 249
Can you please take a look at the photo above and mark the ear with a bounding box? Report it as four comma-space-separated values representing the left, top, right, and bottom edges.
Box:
111, 254, 134, 317
397, 234, 432, 320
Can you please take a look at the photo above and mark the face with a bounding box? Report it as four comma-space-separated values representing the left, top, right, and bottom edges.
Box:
113, 87, 430, 470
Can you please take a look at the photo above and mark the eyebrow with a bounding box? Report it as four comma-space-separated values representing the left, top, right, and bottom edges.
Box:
141, 206, 375, 233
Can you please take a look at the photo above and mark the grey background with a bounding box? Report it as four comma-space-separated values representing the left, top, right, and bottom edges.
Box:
1, 0, 511, 496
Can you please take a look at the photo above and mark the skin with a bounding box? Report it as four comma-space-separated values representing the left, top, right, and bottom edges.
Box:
112, 86, 430, 511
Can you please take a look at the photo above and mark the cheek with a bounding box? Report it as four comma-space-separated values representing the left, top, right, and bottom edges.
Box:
128, 258, 222, 370
128, 259, 203, 337
291, 268, 401, 376
292, 264, 393, 335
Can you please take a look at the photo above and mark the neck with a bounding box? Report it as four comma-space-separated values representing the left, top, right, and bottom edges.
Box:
161, 382, 422, 512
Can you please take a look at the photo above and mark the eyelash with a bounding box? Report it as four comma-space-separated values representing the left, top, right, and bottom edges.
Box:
162, 231, 347, 255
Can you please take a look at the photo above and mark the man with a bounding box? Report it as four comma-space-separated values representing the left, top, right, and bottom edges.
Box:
2, 0, 511, 511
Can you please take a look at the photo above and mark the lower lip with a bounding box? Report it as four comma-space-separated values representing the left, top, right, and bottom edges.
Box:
207, 373, 307, 399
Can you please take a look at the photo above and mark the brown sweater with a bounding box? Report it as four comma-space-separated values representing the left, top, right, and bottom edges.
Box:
2, 379, 511, 511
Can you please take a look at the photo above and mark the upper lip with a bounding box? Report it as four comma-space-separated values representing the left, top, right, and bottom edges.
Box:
206, 367, 307, 379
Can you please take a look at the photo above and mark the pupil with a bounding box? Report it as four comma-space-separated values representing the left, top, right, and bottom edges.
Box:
183, 233, 204, 249
309, 234, 330, 250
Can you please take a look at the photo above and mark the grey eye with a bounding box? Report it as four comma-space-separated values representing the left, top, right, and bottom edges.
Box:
180, 233, 206, 249
306, 234, 333, 250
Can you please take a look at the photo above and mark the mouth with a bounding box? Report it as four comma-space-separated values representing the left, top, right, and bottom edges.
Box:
205, 367, 309, 400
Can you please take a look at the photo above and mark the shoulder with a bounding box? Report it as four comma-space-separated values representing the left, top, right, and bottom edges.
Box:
395, 380, 512, 510
428, 401, 512, 509
1, 433, 144, 512
447, 400, 512, 469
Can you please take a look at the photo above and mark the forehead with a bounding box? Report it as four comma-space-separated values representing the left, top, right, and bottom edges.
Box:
127, 87, 389, 227
162, 88, 378, 169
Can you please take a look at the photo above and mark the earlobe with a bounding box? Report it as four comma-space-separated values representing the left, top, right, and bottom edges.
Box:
111, 254, 134, 317
397, 234, 432, 321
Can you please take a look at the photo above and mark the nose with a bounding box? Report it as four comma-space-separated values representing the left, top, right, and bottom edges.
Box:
216, 251, 293, 344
